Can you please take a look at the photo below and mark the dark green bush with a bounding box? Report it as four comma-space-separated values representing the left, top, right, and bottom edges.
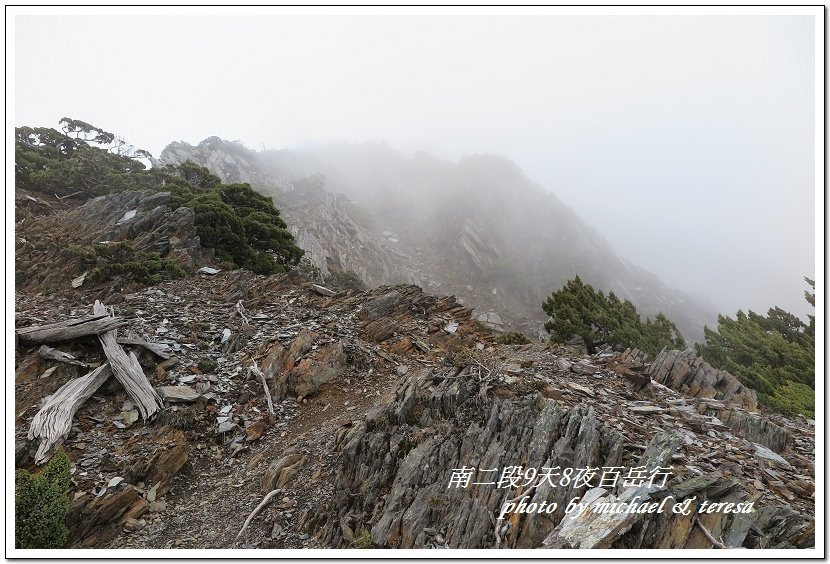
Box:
170, 179, 303, 275
87, 242, 185, 286
16, 119, 304, 277
15, 451, 71, 549
543, 276, 685, 356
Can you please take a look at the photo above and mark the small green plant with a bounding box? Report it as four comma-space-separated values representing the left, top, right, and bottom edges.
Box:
190, 322, 210, 333
443, 345, 471, 368
197, 358, 218, 373
156, 407, 197, 430
427, 495, 449, 508
64, 244, 96, 262
405, 402, 426, 426
530, 379, 548, 392
352, 529, 373, 549
327, 269, 366, 292
473, 320, 493, 334
495, 331, 530, 345
15, 450, 72, 549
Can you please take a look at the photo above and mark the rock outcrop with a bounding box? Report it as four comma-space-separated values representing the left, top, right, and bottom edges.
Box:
645, 349, 758, 411
16, 189, 205, 294
717, 410, 790, 454
262, 328, 347, 400
310, 364, 813, 549
160, 139, 421, 289
65, 427, 187, 547
314, 368, 626, 549
621, 348, 789, 453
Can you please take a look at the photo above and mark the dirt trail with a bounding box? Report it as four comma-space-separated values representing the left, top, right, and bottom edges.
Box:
108, 374, 399, 549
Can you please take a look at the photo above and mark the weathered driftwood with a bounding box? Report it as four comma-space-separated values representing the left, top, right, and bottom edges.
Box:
116, 337, 173, 360
17, 314, 128, 345
28, 364, 112, 464
37, 345, 89, 367
93, 301, 162, 420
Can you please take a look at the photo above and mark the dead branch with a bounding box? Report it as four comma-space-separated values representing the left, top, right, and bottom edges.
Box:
249, 364, 275, 416
470, 354, 502, 405
93, 301, 162, 420
694, 514, 726, 549
55, 190, 86, 201
234, 488, 282, 544
116, 337, 173, 360
37, 345, 89, 367
24, 194, 53, 208
310, 284, 336, 297
234, 300, 250, 325
17, 314, 128, 345
28, 364, 112, 464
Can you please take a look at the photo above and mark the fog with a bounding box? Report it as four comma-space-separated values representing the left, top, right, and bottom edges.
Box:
13, 10, 818, 319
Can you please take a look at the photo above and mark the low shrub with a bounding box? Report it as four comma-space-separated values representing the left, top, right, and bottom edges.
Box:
15, 451, 72, 549
495, 331, 530, 345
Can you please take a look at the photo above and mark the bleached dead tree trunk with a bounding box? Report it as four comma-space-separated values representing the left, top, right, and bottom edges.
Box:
93, 301, 162, 421
17, 314, 128, 345
28, 364, 112, 464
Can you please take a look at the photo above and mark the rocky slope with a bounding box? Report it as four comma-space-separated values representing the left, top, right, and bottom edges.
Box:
13, 161, 813, 552
16, 189, 207, 299
161, 139, 422, 291
14, 267, 814, 550
159, 138, 718, 341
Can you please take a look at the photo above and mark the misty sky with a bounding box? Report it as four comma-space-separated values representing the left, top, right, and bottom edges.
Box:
13, 11, 819, 318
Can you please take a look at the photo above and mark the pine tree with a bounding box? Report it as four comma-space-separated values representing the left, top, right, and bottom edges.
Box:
542, 276, 684, 356
695, 278, 815, 417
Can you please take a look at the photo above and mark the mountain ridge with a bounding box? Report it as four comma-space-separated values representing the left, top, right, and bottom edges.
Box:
159, 137, 717, 342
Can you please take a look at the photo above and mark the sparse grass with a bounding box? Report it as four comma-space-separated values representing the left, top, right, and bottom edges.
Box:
405, 402, 426, 426
111, 391, 128, 412
473, 320, 493, 334
444, 344, 472, 368
444, 345, 496, 370
352, 529, 373, 549
495, 331, 530, 346
327, 269, 366, 292
530, 379, 547, 392
156, 407, 197, 431
428, 495, 448, 508
197, 358, 218, 373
